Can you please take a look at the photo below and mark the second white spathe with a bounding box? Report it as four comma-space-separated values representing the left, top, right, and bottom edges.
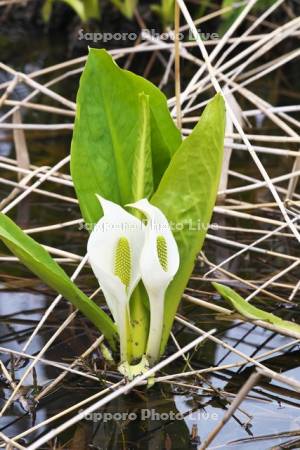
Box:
128, 199, 180, 363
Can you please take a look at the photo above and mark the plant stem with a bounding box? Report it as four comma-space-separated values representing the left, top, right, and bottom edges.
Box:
117, 303, 132, 363
130, 285, 149, 360
146, 293, 165, 364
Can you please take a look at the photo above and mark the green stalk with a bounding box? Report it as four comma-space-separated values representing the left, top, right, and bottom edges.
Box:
129, 93, 152, 361
118, 304, 133, 363
146, 292, 164, 364
130, 284, 149, 360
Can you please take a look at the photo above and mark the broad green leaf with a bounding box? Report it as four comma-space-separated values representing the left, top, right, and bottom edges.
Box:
213, 282, 300, 334
151, 94, 226, 353
0, 213, 117, 348
71, 48, 181, 226
132, 93, 153, 201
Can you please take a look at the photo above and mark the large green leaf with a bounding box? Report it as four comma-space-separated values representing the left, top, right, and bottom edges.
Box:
70, 48, 181, 226
71, 49, 180, 360
0, 213, 117, 348
213, 282, 300, 334
151, 94, 226, 353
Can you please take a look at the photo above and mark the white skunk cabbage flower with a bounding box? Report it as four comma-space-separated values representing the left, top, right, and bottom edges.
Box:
87, 195, 145, 362
128, 199, 180, 363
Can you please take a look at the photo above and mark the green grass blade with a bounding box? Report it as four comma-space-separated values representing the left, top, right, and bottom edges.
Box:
213, 282, 300, 334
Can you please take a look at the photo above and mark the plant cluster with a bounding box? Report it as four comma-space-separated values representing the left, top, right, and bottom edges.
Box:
0, 49, 226, 378
42, 0, 175, 24
0, 49, 296, 379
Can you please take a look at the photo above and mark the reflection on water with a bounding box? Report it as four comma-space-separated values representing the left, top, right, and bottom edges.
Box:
0, 291, 48, 440
2, 287, 300, 449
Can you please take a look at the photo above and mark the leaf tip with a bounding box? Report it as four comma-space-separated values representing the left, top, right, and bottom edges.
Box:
212, 281, 224, 293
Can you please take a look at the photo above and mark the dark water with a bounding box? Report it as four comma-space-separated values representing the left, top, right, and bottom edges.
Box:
0, 19, 300, 450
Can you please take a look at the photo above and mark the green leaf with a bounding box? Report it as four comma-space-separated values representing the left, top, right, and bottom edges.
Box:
132, 93, 153, 201
71, 48, 181, 226
219, 0, 274, 35
83, 0, 100, 19
219, 0, 242, 35
111, 0, 138, 18
130, 93, 152, 360
151, 0, 175, 27
197, 0, 211, 16
42, 0, 100, 22
60, 0, 87, 21
151, 94, 226, 353
0, 213, 117, 348
42, 0, 53, 21
125, 93, 153, 360
213, 282, 300, 334
161, 0, 175, 26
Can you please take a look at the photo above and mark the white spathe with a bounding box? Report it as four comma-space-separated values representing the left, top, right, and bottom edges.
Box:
128, 199, 180, 363
87, 195, 145, 362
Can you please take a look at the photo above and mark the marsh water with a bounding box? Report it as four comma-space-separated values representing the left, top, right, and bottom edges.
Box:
0, 21, 300, 450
